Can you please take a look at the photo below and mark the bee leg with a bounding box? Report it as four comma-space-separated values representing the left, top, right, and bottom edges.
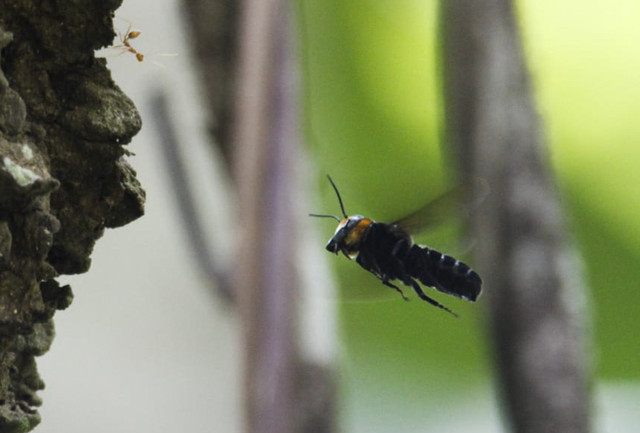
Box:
410, 280, 458, 317
381, 279, 409, 302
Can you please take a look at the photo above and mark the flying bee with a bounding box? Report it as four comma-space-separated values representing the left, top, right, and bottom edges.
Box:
310, 175, 483, 316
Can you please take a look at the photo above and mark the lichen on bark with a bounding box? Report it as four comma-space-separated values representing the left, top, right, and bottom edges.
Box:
0, 1, 145, 431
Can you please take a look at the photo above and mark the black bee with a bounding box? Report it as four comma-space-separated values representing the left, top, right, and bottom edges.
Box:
310, 175, 482, 316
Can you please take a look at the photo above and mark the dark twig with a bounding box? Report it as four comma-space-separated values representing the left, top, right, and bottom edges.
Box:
180, 0, 239, 164
149, 90, 233, 303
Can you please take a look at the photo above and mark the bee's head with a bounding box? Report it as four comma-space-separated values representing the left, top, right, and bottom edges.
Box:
310, 175, 371, 258
326, 215, 365, 254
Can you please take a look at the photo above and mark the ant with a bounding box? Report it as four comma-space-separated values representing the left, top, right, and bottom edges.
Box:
102, 18, 176, 67
112, 23, 144, 62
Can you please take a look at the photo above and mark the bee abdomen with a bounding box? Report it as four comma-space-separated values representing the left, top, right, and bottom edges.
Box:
405, 245, 482, 301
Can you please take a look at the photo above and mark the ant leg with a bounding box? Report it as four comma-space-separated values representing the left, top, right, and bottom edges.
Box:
121, 22, 132, 43
382, 279, 409, 302
410, 280, 458, 317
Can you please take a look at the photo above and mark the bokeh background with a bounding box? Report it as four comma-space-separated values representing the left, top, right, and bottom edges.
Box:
38, 0, 639, 432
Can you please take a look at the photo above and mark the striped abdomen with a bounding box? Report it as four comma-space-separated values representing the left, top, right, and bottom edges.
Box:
404, 244, 481, 301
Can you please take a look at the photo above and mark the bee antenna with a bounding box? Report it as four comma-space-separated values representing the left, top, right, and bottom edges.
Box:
308, 213, 341, 222
326, 175, 348, 218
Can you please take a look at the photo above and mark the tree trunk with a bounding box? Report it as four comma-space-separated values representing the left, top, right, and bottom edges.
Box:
0, 1, 144, 431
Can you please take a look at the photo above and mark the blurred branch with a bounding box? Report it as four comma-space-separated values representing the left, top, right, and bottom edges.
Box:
149, 90, 233, 303
440, 1, 591, 433
181, 0, 238, 165
232, 1, 298, 432
231, 1, 337, 433
179, 0, 338, 431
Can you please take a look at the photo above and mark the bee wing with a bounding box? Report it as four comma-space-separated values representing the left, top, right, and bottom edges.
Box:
392, 178, 489, 236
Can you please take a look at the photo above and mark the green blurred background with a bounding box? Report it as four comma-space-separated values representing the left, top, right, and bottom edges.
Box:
300, 0, 640, 429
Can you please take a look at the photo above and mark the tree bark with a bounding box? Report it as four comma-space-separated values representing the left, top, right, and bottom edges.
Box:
440, 2, 591, 433
0, 1, 144, 431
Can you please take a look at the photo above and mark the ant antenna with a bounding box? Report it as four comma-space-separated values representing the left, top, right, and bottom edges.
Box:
326, 175, 348, 218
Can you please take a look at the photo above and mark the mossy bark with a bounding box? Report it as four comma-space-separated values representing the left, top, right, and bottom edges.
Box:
0, 1, 144, 431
